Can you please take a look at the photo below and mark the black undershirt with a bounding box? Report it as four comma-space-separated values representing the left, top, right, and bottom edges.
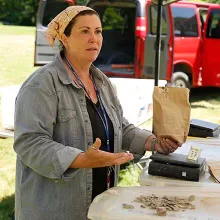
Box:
85, 96, 115, 201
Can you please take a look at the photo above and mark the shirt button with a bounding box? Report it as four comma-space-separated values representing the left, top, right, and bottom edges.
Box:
87, 187, 91, 191
85, 120, 88, 123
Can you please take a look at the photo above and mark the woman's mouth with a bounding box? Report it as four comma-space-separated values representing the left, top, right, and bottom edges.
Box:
86, 48, 98, 51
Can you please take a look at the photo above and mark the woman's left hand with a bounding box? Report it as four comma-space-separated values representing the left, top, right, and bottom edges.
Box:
155, 138, 182, 155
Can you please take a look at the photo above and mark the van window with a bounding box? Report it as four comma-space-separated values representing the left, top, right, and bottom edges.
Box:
206, 9, 220, 38
96, 6, 136, 32
92, 5, 136, 65
199, 8, 208, 30
171, 6, 198, 37
150, 6, 167, 35
42, 0, 70, 27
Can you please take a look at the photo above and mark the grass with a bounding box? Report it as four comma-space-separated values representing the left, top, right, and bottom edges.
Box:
0, 25, 35, 35
0, 25, 38, 87
0, 23, 220, 220
190, 88, 220, 124
0, 138, 15, 220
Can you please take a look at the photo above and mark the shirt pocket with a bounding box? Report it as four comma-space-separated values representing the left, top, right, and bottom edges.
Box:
55, 108, 78, 145
58, 108, 76, 123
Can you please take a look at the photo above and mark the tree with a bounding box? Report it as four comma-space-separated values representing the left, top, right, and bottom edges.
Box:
0, 0, 39, 26
0, 0, 89, 26
75, 0, 89, 4
203, 0, 220, 3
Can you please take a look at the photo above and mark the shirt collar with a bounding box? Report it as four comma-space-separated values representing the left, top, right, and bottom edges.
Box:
54, 52, 104, 90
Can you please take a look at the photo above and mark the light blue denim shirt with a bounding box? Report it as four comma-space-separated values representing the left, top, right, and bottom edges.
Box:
14, 52, 152, 220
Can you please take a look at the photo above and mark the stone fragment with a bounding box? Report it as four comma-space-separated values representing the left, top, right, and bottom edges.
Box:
156, 207, 167, 216
122, 203, 134, 209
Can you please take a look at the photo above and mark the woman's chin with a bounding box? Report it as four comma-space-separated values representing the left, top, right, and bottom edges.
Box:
87, 56, 98, 63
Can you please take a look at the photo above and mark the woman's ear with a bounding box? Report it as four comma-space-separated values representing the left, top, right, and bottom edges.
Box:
60, 34, 69, 49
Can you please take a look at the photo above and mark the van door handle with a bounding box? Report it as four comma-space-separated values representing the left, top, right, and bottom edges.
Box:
154, 40, 165, 51
161, 40, 164, 51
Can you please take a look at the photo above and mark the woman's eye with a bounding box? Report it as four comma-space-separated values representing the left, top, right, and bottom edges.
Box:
82, 30, 88, 34
96, 30, 102, 35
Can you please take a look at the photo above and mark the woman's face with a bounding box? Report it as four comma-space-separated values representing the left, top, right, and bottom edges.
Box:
65, 14, 102, 63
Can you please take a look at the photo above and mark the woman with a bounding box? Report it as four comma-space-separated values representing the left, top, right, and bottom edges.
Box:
14, 6, 180, 220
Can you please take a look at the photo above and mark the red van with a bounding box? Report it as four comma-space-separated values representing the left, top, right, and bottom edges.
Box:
171, 1, 220, 88
35, 0, 174, 82
35, 0, 220, 88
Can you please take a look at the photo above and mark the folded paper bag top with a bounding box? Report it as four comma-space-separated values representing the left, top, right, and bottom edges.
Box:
153, 87, 191, 144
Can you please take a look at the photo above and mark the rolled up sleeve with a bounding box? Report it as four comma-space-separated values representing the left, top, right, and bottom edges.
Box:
14, 85, 82, 181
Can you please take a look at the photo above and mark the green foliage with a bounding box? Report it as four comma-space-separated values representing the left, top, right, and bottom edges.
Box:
118, 163, 141, 186
0, 0, 88, 26
75, 0, 89, 4
0, 0, 39, 26
102, 8, 125, 30
204, 0, 220, 3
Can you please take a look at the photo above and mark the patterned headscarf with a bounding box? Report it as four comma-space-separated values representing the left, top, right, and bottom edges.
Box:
45, 6, 95, 47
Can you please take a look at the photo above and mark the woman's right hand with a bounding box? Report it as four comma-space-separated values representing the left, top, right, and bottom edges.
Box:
70, 138, 134, 168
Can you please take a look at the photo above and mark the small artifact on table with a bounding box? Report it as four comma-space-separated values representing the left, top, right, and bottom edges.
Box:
156, 207, 167, 216
188, 195, 195, 202
122, 203, 134, 210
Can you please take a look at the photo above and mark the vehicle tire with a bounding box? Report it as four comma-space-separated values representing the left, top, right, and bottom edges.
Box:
171, 71, 191, 89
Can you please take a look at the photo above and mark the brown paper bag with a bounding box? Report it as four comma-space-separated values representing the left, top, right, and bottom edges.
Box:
153, 86, 191, 144
208, 161, 220, 183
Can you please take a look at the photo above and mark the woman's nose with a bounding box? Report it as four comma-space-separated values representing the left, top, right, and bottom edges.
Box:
89, 32, 97, 42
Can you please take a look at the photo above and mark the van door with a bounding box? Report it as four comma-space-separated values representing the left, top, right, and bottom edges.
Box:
171, 4, 202, 88
88, 0, 137, 78
201, 6, 220, 87
143, 3, 174, 81
34, 0, 74, 66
